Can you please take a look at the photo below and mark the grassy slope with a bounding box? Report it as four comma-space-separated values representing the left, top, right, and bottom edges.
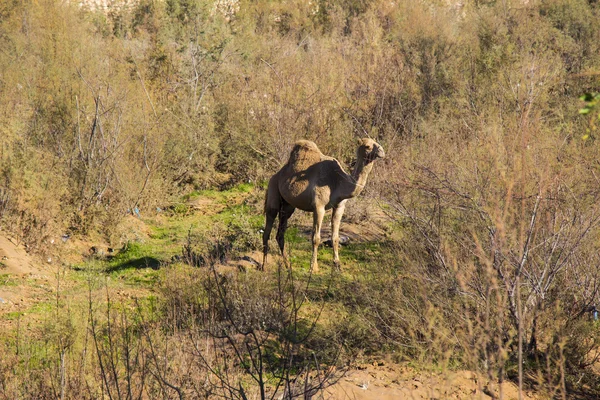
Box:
0, 185, 563, 399
0, 182, 392, 336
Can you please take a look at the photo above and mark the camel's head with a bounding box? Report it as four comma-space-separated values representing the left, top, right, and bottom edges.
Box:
357, 138, 385, 164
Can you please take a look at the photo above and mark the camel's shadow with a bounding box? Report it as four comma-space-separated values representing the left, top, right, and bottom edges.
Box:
105, 256, 161, 273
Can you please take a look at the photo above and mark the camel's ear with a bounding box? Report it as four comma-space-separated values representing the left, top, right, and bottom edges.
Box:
357, 138, 364, 146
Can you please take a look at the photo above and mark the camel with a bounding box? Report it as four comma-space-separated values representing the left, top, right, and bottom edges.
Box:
262, 138, 385, 272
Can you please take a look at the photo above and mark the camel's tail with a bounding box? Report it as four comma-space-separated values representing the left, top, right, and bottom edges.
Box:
264, 184, 269, 214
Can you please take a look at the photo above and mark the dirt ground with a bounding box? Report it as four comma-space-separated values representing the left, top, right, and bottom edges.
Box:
0, 234, 55, 322
0, 234, 39, 276
325, 363, 537, 400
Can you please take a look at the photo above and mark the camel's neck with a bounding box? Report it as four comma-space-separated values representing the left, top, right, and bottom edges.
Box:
343, 155, 374, 199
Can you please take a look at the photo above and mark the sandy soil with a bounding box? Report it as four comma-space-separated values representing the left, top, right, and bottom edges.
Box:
325, 363, 538, 400
0, 235, 38, 275
0, 234, 55, 325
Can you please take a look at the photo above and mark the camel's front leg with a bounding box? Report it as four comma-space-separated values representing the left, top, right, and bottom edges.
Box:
311, 207, 325, 273
331, 200, 347, 270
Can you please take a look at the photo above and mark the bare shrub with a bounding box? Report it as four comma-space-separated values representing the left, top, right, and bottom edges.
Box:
160, 250, 346, 399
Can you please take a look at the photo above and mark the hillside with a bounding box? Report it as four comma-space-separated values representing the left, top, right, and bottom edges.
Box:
2, 0, 600, 398
0, 185, 542, 399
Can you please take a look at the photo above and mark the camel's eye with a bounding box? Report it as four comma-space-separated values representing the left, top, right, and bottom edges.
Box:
366, 145, 373, 152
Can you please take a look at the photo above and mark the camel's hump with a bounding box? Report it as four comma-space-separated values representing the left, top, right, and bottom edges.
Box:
286, 140, 323, 171
292, 140, 321, 154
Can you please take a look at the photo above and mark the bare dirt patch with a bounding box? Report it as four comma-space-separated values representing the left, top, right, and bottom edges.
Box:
111, 214, 152, 247
326, 363, 538, 400
0, 235, 38, 276
0, 233, 55, 327
189, 197, 227, 215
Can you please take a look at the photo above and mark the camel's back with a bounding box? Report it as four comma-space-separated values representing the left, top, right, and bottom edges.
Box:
286, 140, 324, 172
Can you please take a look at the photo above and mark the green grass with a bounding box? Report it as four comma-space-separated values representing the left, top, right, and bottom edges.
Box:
3, 311, 22, 320
219, 203, 263, 228
68, 184, 395, 314
342, 242, 385, 263
115, 268, 161, 287
183, 182, 255, 204
107, 242, 161, 266
63, 185, 264, 292
1, 301, 54, 322
0, 274, 19, 287
140, 184, 264, 265
149, 219, 209, 247
28, 301, 54, 315
2, 183, 390, 346
284, 226, 305, 245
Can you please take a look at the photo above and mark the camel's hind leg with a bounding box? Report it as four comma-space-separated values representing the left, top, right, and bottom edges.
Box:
311, 207, 326, 273
276, 202, 295, 265
262, 178, 281, 270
